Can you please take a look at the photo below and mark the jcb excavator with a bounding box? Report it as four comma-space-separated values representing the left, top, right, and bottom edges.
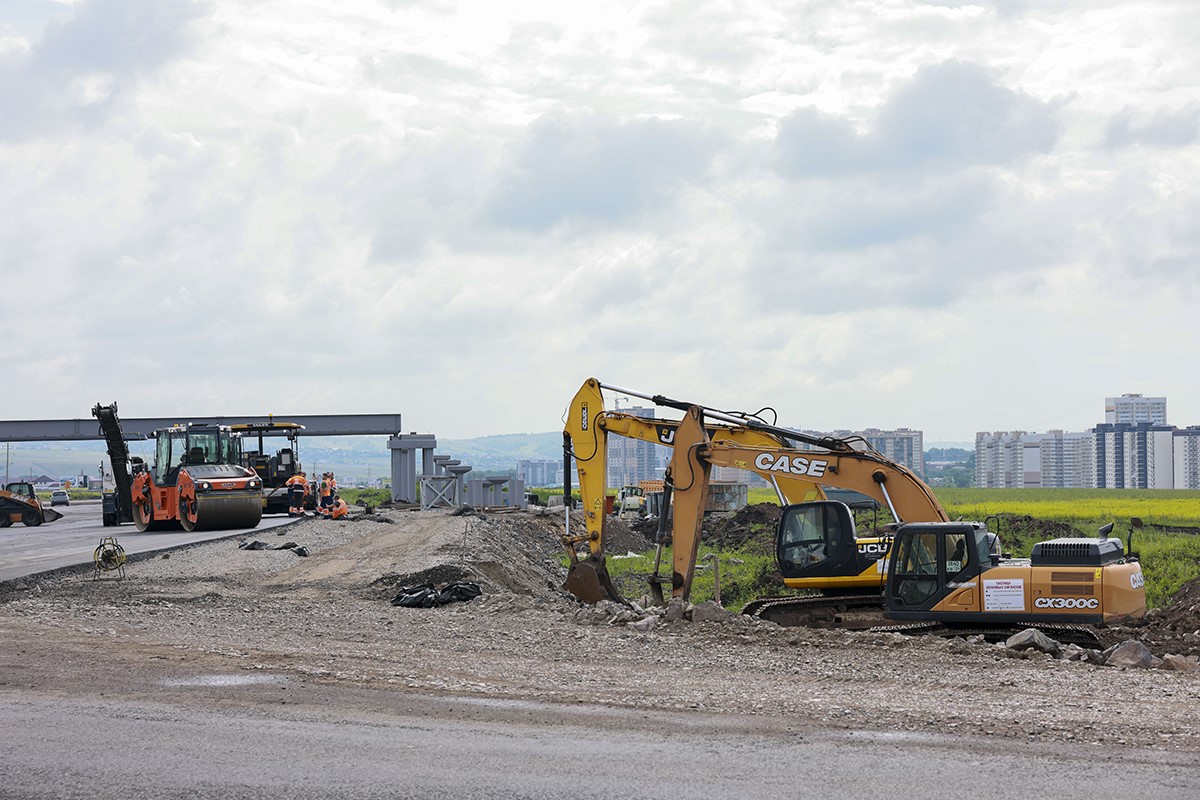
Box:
563, 378, 836, 603
131, 421, 263, 532
563, 380, 1146, 641
1, 482, 64, 528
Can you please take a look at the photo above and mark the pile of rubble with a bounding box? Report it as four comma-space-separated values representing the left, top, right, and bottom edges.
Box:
1002, 628, 1199, 672
568, 597, 1200, 672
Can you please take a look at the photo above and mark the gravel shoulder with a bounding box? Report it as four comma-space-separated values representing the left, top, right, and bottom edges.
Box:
1, 508, 1198, 754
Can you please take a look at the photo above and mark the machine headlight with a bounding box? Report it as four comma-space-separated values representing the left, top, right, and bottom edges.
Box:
247, 479, 261, 490
198, 481, 212, 491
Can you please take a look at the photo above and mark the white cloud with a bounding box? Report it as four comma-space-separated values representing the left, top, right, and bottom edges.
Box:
1, 0, 1198, 443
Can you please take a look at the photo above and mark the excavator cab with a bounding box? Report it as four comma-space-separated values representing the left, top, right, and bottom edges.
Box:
886, 523, 989, 615
776, 501, 869, 581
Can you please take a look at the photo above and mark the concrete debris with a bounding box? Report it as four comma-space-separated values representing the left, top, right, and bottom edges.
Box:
1005, 628, 1061, 656
628, 615, 659, 632
690, 601, 734, 624
568, 597, 749, 630
1159, 653, 1200, 672
1059, 643, 1106, 664
1104, 640, 1158, 669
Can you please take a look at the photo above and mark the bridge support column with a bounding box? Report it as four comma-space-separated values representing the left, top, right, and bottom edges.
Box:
387, 434, 437, 503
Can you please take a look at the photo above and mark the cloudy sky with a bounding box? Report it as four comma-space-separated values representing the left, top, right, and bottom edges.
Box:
2, 0, 1197, 443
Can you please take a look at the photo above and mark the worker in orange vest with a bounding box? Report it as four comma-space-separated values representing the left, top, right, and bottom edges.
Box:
318, 472, 334, 513
329, 494, 349, 520
285, 472, 309, 517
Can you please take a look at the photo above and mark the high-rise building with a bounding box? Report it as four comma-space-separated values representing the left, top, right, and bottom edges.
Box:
1174, 427, 1200, 490
1038, 430, 1095, 488
853, 428, 925, 476
1093, 422, 1175, 489
975, 431, 1028, 488
606, 406, 668, 487
1105, 394, 1167, 425
516, 459, 559, 488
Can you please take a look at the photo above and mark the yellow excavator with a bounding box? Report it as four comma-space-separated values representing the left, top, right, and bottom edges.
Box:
562, 379, 1147, 642
563, 378, 835, 603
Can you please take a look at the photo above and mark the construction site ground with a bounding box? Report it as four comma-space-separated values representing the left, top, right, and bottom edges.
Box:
2, 507, 1199, 768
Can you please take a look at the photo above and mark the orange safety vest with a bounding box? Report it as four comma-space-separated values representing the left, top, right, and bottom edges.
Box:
320, 478, 332, 498
331, 500, 348, 519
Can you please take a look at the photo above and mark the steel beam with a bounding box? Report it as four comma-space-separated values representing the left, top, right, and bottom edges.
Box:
0, 414, 404, 442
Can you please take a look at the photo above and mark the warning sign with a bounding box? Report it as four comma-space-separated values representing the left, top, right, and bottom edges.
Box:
983, 578, 1025, 611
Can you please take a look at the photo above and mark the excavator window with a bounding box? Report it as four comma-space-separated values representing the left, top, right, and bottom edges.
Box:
890, 527, 982, 609
891, 531, 940, 607
777, 502, 851, 571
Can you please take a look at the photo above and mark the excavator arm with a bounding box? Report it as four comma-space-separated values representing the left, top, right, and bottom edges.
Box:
562, 378, 828, 603
564, 379, 828, 556
666, 406, 948, 600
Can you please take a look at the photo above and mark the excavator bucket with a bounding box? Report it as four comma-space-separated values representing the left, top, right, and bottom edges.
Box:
563, 553, 624, 605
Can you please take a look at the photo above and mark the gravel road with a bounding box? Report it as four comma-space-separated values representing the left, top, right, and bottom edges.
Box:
2, 508, 1198, 757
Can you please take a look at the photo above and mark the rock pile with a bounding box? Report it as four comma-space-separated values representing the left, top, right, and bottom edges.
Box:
1002, 628, 1198, 671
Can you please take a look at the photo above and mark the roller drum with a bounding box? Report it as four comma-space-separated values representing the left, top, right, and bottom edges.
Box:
187, 494, 263, 531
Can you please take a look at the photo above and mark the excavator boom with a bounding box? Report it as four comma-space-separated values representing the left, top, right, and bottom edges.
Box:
561, 378, 830, 603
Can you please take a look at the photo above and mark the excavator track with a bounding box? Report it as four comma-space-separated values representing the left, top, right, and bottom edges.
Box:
866, 621, 1103, 648
742, 594, 888, 630
744, 596, 1103, 648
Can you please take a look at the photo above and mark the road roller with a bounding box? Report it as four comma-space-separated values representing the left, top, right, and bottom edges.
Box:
130, 422, 263, 532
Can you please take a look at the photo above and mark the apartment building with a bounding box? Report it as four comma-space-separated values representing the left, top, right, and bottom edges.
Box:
516, 459, 560, 488
1105, 394, 1168, 425
606, 406, 668, 487
1094, 422, 1176, 489
1174, 427, 1200, 490
976, 422, 1184, 489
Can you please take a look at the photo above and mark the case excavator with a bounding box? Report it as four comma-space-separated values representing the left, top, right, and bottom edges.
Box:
562, 379, 1147, 643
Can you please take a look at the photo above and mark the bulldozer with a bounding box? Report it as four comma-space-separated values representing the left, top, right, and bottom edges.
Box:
131, 421, 263, 532
0, 481, 64, 528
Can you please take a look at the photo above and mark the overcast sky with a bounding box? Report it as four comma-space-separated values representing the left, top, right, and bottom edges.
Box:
2, 0, 1197, 443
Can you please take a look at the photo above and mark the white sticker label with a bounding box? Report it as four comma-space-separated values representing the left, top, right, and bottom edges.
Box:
983, 578, 1025, 611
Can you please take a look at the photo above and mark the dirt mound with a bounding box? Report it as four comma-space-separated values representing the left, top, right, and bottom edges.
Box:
248, 510, 569, 602
702, 503, 781, 552
1128, 574, 1200, 657
601, 514, 657, 553
992, 514, 1080, 551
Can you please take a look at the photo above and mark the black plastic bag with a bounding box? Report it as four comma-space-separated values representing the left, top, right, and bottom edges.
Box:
437, 581, 482, 604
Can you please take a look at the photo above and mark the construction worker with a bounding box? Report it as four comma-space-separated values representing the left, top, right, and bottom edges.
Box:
329, 494, 349, 520
285, 471, 308, 517
319, 472, 334, 513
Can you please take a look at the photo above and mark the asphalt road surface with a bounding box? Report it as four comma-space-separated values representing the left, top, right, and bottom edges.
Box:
0, 500, 296, 582
2, 679, 1197, 800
